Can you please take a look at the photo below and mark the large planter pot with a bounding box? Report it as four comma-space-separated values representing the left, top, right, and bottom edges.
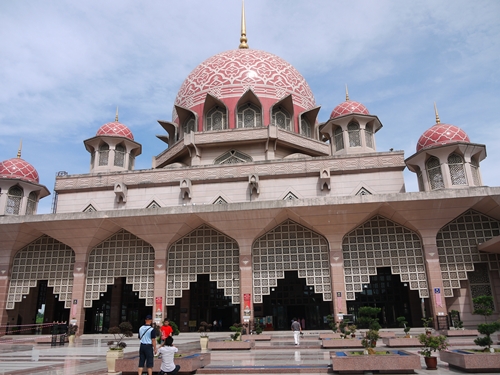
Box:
106, 350, 124, 373
322, 338, 363, 349
424, 356, 438, 370
200, 336, 209, 350
382, 337, 422, 347
208, 340, 254, 350
68, 335, 75, 345
439, 349, 500, 372
330, 350, 421, 373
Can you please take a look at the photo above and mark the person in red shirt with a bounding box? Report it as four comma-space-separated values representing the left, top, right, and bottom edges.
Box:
160, 319, 173, 343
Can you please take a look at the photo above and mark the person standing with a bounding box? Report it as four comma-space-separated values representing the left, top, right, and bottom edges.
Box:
158, 336, 180, 375
160, 319, 173, 343
291, 317, 302, 346
138, 315, 157, 375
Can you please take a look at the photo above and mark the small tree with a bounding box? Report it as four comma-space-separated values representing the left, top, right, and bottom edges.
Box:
421, 317, 433, 332
449, 310, 463, 329
357, 306, 381, 330
418, 333, 448, 358
472, 295, 500, 351
169, 320, 180, 336
254, 321, 263, 335
326, 315, 338, 333
107, 322, 134, 350
361, 329, 380, 354
397, 316, 411, 337
229, 322, 243, 341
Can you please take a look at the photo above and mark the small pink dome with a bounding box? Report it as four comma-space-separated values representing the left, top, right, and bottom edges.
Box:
96, 121, 134, 140
330, 100, 369, 119
0, 158, 40, 184
416, 123, 470, 152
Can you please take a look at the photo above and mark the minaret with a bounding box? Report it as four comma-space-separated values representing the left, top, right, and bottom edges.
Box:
239, 0, 249, 49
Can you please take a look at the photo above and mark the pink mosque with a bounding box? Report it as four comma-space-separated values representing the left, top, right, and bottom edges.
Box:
1, 6, 499, 334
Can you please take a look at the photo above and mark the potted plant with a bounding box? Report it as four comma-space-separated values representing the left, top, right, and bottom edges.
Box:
472, 295, 500, 352
397, 316, 411, 337
361, 329, 380, 354
67, 323, 78, 344
421, 317, 433, 332
348, 324, 357, 338
198, 321, 211, 350
254, 321, 263, 335
106, 322, 134, 372
418, 332, 448, 369
449, 310, 464, 329
229, 323, 243, 341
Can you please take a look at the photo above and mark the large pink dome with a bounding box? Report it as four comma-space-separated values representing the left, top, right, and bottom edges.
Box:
174, 49, 316, 119
330, 100, 369, 119
96, 121, 134, 140
0, 158, 39, 184
416, 123, 470, 152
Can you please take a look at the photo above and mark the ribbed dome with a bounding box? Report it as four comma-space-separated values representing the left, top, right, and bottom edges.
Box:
0, 158, 40, 184
416, 123, 470, 152
173, 49, 316, 120
330, 100, 369, 119
96, 121, 134, 140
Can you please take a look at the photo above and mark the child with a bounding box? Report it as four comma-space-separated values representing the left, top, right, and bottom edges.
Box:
158, 336, 180, 375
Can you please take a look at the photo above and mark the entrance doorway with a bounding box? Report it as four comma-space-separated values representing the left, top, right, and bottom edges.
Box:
261, 271, 330, 330
84, 277, 147, 333
347, 267, 421, 327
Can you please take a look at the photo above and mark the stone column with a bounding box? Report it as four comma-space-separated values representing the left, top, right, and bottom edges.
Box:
238, 241, 253, 328
70, 258, 87, 336
0, 264, 10, 331
154, 257, 167, 325
327, 236, 347, 318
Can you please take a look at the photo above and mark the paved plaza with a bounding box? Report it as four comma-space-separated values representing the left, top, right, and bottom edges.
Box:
0, 331, 498, 375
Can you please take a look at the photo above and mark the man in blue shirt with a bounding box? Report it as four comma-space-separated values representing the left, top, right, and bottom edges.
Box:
138, 315, 157, 375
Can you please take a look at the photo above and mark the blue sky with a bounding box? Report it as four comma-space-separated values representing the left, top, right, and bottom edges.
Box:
1, 0, 499, 214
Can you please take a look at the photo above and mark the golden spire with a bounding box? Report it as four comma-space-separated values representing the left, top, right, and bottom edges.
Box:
17, 139, 22, 158
239, 0, 249, 49
434, 102, 440, 124
115, 106, 119, 122
345, 84, 350, 101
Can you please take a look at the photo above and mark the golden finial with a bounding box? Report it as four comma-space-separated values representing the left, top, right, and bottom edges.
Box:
345, 84, 350, 101
239, 0, 249, 49
17, 139, 22, 158
115, 106, 119, 122
434, 102, 440, 124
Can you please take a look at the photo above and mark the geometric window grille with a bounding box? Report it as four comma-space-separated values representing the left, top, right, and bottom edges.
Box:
448, 153, 467, 185
356, 187, 372, 196
83, 204, 96, 212
365, 125, 374, 148
334, 127, 344, 151
283, 192, 298, 201
436, 209, 500, 298
213, 196, 228, 204
468, 263, 494, 311
470, 157, 481, 186
114, 144, 126, 167
237, 102, 262, 128
426, 156, 445, 190
166, 224, 240, 306
300, 118, 311, 138
6, 186, 23, 215
252, 219, 332, 304
206, 106, 227, 131
26, 191, 37, 215
98, 143, 109, 166
7, 235, 75, 309
182, 116, 196, 136
342, 215, 429, 300
348, 121, 361, 147
146, 200, 161, 209
214, 149, 253, 165
84, 229, 155, 308
272, 107, 291, 131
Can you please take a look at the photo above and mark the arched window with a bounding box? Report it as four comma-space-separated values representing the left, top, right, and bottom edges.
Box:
128, 154, 135, 170
114, 144, 126, 167
237, 103, 261, 128
206, 106, 226, 131
348, 121, 361, 147
365, 124, 374, 148
334, 127, 344, 151
6, 186, 23, 215
470, 157, 481, 186
300, 118, 311, 137
426, 156, 444, 190
26, 191, 37, 215
448, 153, 467, 185
272, 107, 291, 131
182, 116, 196, 136
98, 143, 109, 166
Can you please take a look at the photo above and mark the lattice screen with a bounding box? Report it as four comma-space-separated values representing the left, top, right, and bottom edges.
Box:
252, 219, 332, 304
85, 229, 155, 308
166, 224, 240, 306
342, 215, 429, 300
437, 209, 500, 297
7, 235, 75, 309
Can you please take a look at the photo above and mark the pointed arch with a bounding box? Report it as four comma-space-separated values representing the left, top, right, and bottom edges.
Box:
448, 153, 467, 185
252, 219, 332, 304
166, 224, 240, 306
6, 185, 23, 215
